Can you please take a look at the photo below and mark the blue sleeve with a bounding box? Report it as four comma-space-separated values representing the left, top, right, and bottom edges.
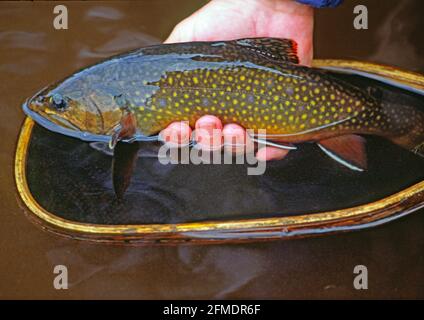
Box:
295, 0, 343, 8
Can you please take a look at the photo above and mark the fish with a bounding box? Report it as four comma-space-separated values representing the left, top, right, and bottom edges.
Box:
24, 37, 424, 178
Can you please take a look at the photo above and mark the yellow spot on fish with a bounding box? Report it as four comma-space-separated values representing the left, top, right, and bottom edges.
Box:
193, 77, 199, 84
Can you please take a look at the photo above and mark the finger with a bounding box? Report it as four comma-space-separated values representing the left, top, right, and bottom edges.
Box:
194, 115, 223, 151
159, 121, 192, 147
256, 146, 290, 162
223, 123, 254, 155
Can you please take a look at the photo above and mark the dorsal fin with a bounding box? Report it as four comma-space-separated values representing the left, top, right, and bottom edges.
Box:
317, 134, 367, 171
235, 37, 299, 64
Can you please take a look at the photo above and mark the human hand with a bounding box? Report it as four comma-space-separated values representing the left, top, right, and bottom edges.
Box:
161, 0, 314, 161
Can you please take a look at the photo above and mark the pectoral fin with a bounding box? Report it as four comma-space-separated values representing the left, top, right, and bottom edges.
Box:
112, 141, 140, 200
109, 111, 137, 149
250, 137, 297, 150
317, 135, 367, 171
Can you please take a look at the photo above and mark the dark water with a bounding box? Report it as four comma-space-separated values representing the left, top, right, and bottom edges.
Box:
1, 0, 423, 299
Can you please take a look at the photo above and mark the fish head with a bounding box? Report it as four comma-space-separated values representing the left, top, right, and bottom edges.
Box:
25, 79, 124, 137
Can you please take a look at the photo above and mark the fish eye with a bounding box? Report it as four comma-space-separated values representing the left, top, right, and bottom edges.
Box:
50, 93, 68, 110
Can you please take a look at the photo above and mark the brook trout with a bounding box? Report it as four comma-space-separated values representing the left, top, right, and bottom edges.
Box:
24, 38, 424, 171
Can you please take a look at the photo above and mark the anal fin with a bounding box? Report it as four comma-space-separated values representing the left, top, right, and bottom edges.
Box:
317, 135, 367, 171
